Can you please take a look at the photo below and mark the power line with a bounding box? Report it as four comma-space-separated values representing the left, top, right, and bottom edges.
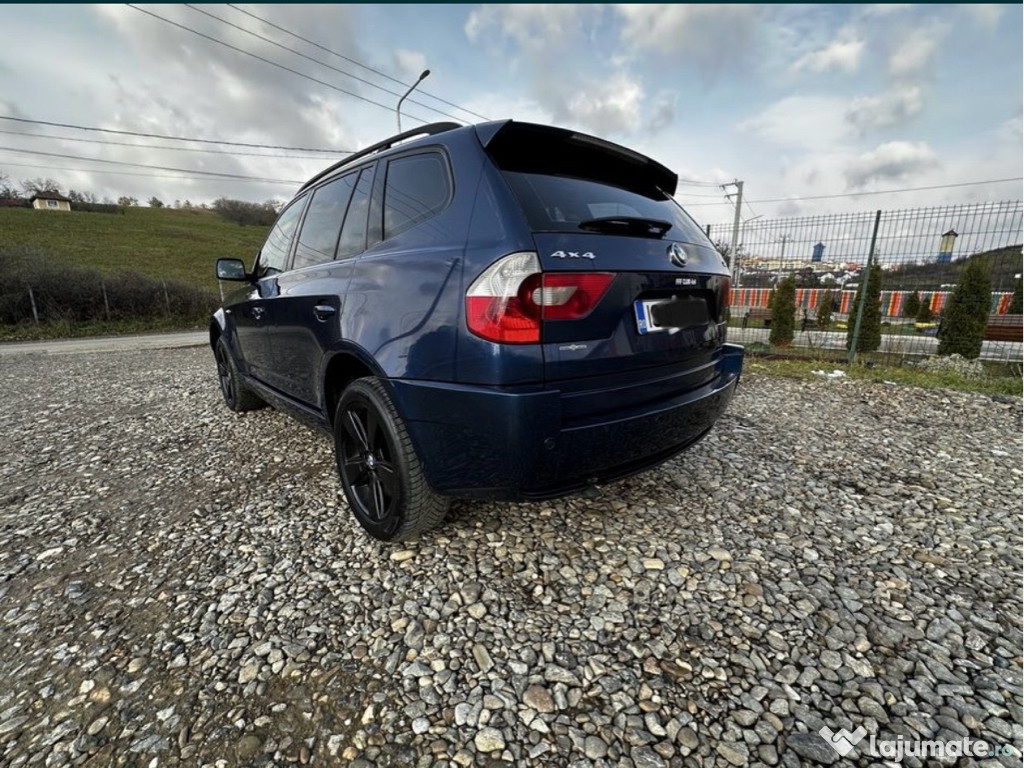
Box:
0, 159, 293, 185
683, 177, 1024, 206
227, 3, 489, 122
125, 4, 435, 126
0, 146, 304, 184
0, 129, 345, 160
0, 115, 347, 153
185, 4, 468, 125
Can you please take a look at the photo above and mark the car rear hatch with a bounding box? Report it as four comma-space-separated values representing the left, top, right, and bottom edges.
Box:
480, 122, 730, 419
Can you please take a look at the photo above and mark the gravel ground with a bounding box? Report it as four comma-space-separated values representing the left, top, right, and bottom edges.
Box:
0, 347, 1020, 768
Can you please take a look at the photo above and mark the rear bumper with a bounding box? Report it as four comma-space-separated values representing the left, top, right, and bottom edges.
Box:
390, 344, 743, 501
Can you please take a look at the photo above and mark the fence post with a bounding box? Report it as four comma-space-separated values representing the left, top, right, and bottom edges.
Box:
163, 280, 171, 314
101, 281, 111, 321
847, 210, 882, 364
27, 286, 39, 325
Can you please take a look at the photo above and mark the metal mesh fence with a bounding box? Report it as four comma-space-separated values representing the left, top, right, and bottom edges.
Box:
706, 201, 1023, 366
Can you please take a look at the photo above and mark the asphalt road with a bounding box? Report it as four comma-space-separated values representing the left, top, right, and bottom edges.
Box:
0, 331, 207, 357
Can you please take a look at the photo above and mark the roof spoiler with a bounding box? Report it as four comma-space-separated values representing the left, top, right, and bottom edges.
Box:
298, 122, 461, 193
476, 121, 678, 197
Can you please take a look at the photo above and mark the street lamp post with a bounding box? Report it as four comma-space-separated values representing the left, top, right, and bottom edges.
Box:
397, 69, 431, 132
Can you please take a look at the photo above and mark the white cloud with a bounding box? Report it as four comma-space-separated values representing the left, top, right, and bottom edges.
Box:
888, 24, 947, 77
465, 4, 586, 51
844, 141, 938, 188
740, 85, 926, 151
616, 5, 755, 74
845, 86, 924, 133
965, 4, 1003, 30
737, 95, 851, 150
566, 74, 644, 135
393, 49, 427, 82
790, 29, 864, 74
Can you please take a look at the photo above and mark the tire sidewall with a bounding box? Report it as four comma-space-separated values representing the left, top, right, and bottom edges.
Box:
215, 337, 239, 410
334, 380, 409, 540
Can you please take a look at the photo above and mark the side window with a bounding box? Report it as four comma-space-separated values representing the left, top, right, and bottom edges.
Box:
336, 168, 374, 260
293, 174, 357, 270
257, 195, 306, 277
383, 153, 450, 240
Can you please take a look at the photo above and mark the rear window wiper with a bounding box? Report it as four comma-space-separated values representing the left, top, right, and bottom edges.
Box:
578, 216, 673, 237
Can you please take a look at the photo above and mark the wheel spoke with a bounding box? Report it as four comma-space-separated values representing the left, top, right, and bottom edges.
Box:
365, 408, 380, 451
345, 409, 370, 451
376, 462, 398, 499
370, 474, 386, 520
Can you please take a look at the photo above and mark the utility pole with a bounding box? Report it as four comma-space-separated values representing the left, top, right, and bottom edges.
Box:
724, 180, 744, 282
779, 234, 790, 266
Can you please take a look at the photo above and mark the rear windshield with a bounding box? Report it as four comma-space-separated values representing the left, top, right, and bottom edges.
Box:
502, 171, 710, 245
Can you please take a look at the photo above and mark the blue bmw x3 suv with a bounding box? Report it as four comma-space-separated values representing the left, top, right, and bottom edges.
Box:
212, 120, 743, 541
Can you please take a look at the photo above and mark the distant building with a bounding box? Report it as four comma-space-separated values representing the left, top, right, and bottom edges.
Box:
811, 242, 825, 262
936, 229, 957, 263
30, 191, 71, 211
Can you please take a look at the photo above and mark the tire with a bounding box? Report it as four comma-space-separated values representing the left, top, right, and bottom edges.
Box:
213, 336, 265, 412
334, 377, 448, 541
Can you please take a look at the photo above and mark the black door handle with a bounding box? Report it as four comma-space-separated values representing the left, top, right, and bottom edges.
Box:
313, 304, 336, 321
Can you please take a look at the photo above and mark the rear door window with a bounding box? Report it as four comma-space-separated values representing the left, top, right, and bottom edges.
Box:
257, 194, 307, 277
383, 153, 451, 240
292, 174, 357, 269
336, 167, 375, 259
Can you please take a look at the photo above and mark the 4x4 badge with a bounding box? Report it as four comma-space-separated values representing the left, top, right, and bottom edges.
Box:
669, 243, 687, 267
550, 250, 595, 260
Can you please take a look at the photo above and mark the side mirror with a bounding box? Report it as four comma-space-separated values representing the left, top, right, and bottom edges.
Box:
216, 258, 248, 281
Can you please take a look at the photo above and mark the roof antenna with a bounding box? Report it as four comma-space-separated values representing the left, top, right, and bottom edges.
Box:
397, 69, 431, 133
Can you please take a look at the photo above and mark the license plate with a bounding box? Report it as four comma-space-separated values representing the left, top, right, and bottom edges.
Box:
635, 297, 708, 334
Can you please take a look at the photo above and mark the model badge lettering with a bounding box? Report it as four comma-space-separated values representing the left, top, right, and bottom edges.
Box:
550, 250, 596, 260
559, 343, 588, 351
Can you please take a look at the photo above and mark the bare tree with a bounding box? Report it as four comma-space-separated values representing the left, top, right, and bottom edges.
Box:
0, 170, 19, 198
20, 177, 61, 195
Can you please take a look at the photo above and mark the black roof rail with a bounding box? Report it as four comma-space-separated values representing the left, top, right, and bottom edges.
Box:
297, 122, 462, 193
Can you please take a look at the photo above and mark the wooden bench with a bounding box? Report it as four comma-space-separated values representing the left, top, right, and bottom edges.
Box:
984, 314, 1023, 342
742, 307, 772, 328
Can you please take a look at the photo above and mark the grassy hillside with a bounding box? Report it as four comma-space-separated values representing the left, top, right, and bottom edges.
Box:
0, 206, 269, 294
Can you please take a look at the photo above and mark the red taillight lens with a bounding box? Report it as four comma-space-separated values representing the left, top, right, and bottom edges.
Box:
721, 277, 731, 316
466, 253, 614, 344
536, 273, 614, 320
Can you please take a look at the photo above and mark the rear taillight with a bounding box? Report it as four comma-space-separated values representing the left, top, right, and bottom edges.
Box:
466, 252, 615, 344
536, 273, 614, 320
466, 252, 542, 343
721, 277, 731, 316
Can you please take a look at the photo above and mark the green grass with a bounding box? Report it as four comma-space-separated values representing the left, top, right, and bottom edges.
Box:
746, 354, 1022, 398
0, 206, 268, 294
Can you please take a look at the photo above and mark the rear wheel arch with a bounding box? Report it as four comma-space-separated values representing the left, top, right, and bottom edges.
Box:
322, 351, 380, 422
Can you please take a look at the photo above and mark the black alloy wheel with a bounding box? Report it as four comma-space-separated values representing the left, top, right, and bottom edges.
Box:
213, 336, 265, 412
334, 378, 448, 541
338, 397, 400, 527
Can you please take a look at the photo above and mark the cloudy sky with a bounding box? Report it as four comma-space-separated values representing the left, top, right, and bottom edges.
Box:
0, 4, 1020, 225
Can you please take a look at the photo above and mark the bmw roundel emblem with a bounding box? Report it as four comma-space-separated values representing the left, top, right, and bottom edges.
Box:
669, 243, 687, 267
